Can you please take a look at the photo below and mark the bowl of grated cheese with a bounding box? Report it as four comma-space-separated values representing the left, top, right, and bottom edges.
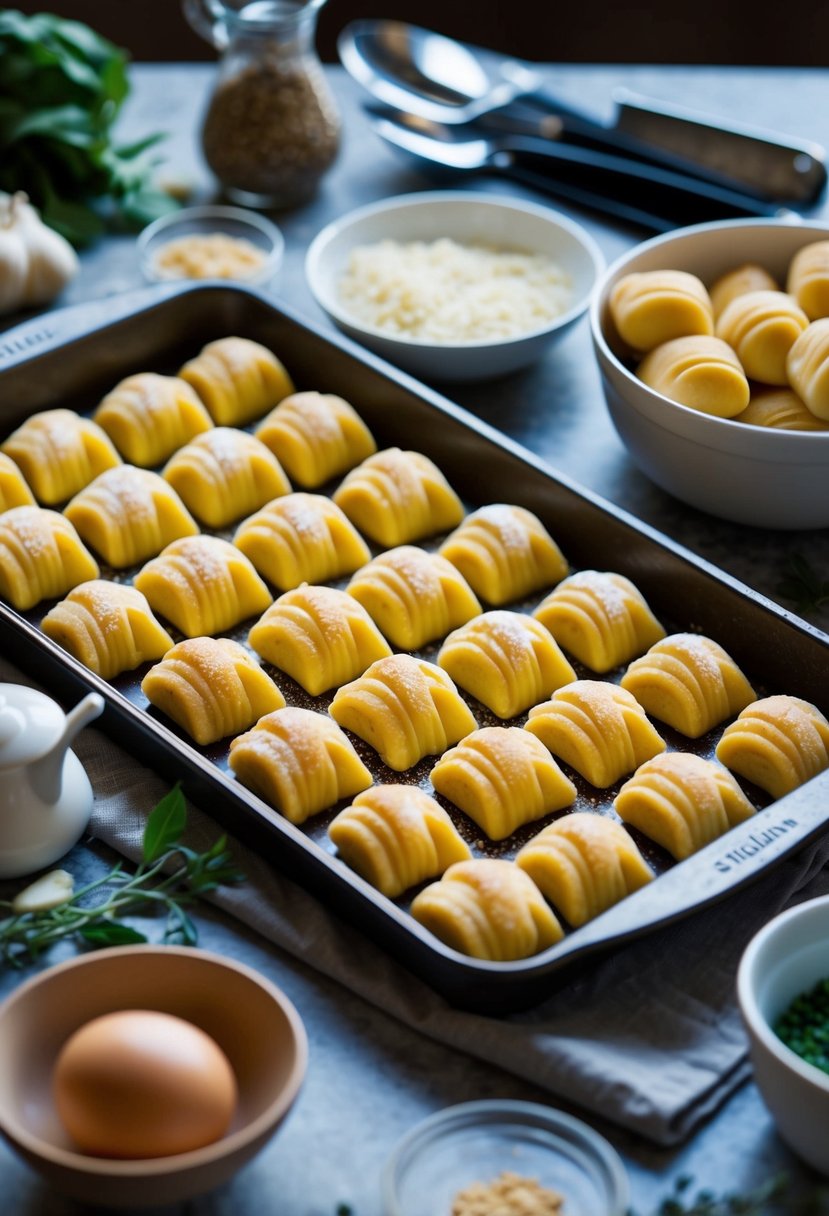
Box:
305, 191, 603, 383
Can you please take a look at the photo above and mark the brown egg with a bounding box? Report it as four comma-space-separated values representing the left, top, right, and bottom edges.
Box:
53, 1009, 238, 1158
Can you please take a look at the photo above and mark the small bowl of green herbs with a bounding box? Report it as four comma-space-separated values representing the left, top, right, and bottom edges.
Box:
738, 894, 829, 1176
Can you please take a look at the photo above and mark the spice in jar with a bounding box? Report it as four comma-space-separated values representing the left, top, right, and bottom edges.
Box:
201, 54, 340, 208
451, 1170, 565, 1216
774, 975, 829, 1073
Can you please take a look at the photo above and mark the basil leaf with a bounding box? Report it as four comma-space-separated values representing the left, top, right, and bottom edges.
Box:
142, 783, 187, 863
80, 922, 148, 946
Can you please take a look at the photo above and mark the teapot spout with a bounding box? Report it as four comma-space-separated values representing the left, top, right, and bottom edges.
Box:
29, 693, 104, 806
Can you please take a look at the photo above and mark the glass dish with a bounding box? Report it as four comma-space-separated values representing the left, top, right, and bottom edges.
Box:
382, 1099, 630, 1216
137, 203, 284, 286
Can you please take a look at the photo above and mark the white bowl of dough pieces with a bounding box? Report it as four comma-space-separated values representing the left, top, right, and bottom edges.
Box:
590, 218, 829, 529
305, 191, 604, 383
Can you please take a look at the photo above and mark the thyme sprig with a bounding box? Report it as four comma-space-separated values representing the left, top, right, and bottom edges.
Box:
632, 1173, 829, 1215
0, 784, 243, 966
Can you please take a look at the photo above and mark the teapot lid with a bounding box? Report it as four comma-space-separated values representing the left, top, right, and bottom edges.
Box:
0, 683, 66, 767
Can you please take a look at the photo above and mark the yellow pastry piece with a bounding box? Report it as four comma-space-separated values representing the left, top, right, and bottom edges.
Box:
255, 390, 377, 488
0, 506, 99, 611
525, 680, 666, 788
229, 706, 373, 824
142, 636, 285, 746
533, 570, 666, 674
637, 336, 750, 418
431, 726, 576, 841
93, 372, 213, 467
134, 535, 272, 637
0, 451, 34, 511
233, 492, 370, 591
346, 545, 482, 650
715, 694, 829, 800
1, 409, 121, 505
248, 584, 392, 696
734, 387, 829, 431
715, 290, 808, 386
64, 466, 200, 568
608, 269, 714, 353
329, 785, 471, 898
329, 654, 477, 772
439, 504, 568, 606
437, 610, 576, 719
709, 262, 778, 319
178, 336, 294, 426
614, 752, 756, 859
786, 319, 829, 421
515, 811, 653, 926
41, 580, 173, 679
162, 427, 291, 528
787, 240, 829, 320
620, 632, 756, 739
410, 858, 563, 961
332, 447, 464, 547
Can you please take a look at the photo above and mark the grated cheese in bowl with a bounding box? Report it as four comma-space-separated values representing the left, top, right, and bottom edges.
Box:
336, 237, 574, 344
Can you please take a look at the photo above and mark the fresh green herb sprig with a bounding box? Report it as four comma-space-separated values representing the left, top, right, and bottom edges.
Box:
0, 9, 178, 244
777, 552, 829, 615
631, 1173, 829, 1215
0, 784, 243, 966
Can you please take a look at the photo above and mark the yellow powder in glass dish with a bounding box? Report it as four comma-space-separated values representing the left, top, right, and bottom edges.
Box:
151, 232, 268, 281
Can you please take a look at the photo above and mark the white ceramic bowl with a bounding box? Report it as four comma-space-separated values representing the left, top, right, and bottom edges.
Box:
0, 946, 307, 1207
382, 1099, 629, 1216
590, 218, 829, 529
737, 894, 829, 1175
138, 204, 284, 286
305, 191, 604, 383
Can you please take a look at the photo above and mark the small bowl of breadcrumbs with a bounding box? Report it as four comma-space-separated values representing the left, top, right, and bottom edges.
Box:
382, 1099, 629, 1216
138, 203, 284, 288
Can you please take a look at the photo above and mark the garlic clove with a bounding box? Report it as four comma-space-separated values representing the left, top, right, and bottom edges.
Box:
17, 196, 79, 308
12, 868, 75, 913
0, 219, 29, 315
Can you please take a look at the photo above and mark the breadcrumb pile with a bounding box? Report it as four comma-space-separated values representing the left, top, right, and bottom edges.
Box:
450, 1170, 565, 1216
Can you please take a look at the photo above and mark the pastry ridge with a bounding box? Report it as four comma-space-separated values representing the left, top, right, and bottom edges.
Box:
0, 506, 99, 611
248, 584, 392, 695
715, 694, 829, 799
233, 492, 370, 591
255, 390, 377, 488
329, 784, 471, 897
525, 679, 667, 787
42, 580, 173, 678
346, 545, 482, 650
439, 503, 568, 606
179, 336, 295, 426
141, 636, 285, 746
64, 466, 200, 568
228, 706, 373, 823
93, 372, 213, 467
162, 426, 291, 528
515, 811, 653, 926
1, 408, 121, 505
329, 654, 477, 772
410, 858, 563, 961
332, 447, 464, 546
437, 609, 576, 719
431, 726, 576, 841
614, 752, 755, 859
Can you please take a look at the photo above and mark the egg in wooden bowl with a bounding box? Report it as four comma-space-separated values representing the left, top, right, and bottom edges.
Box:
0, 946, 307, 1207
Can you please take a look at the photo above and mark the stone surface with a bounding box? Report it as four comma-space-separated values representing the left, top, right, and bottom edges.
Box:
0, 62, 827, 1212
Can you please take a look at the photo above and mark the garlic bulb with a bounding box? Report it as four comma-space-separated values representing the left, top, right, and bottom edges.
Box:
0, 192, 79, 315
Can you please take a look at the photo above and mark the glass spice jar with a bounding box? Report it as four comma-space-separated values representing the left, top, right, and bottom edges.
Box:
184, 0, 341, 209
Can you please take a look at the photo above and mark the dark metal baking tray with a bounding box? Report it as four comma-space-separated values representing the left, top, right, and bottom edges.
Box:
1, 281, 828, 1014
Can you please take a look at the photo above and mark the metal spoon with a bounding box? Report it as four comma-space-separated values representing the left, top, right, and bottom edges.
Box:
370, 110, 791, 234
341, 20, 827, 205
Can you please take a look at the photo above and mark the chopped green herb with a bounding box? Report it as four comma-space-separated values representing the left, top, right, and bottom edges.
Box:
774, 976, 829, 1075
0, 783, 244, 966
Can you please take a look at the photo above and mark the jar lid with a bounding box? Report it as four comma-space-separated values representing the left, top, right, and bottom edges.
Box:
0, 684, 66, 767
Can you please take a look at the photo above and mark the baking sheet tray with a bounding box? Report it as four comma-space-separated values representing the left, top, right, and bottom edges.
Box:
1, 281, 828, 1014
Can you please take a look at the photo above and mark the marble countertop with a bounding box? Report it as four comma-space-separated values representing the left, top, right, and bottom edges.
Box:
0, 60, 828, 1213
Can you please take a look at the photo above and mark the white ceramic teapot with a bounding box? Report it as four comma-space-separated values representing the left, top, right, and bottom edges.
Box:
0, 684, 104, 879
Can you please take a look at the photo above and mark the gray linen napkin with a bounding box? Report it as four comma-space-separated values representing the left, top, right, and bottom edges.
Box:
70, 720, 829, 1148
5, 659, 828, 1147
